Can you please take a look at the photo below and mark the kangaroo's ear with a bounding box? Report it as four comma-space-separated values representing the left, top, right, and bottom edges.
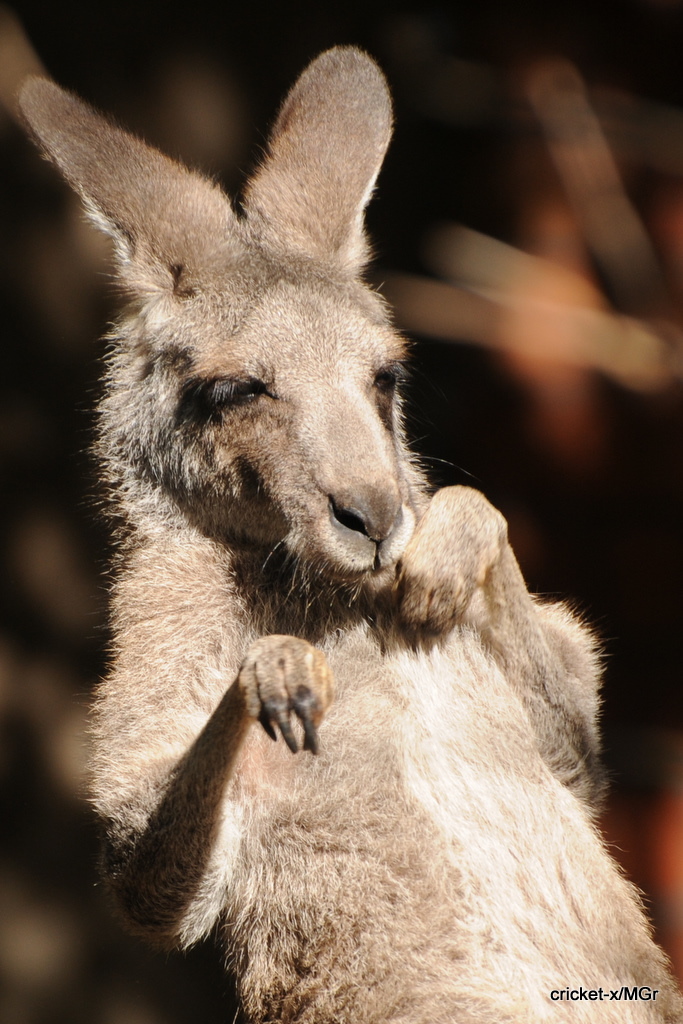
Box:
243, 47, 392, 273
18, 77, 240, 298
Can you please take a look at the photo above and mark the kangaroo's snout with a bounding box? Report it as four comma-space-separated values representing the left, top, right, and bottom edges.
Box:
330, 487, 401, 544
328, 486, 411, 570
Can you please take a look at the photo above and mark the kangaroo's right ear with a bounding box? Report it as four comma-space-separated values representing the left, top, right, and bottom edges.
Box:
243, 48, 393, 273
18, 77, 240, 298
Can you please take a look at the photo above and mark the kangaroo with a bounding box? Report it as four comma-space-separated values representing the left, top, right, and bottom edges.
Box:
19, 47, 683, 1023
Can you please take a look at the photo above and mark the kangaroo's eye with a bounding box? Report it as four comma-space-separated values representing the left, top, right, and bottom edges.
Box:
206, 377, 269, 407
372, 362, 405, 433
373, 363, 404, 394
178, 376, 271, 424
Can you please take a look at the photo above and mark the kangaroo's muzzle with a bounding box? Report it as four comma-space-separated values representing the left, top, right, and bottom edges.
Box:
328, 489, 414, 571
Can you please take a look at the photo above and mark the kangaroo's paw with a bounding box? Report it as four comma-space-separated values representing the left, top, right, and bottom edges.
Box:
394, 486, 508, 638
239, 636, 334, 754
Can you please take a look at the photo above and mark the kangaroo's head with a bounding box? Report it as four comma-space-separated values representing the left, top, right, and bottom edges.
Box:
19, 48, 419, 582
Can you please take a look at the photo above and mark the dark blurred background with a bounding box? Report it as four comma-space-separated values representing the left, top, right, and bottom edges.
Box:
2, 1, 683, 1021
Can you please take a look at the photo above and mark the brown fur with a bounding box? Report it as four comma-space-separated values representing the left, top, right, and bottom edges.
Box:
19, 47, 683, 1022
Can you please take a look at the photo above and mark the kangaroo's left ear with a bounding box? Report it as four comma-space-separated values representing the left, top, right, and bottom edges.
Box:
18, 76, 243, 298
243, 47, 393, 273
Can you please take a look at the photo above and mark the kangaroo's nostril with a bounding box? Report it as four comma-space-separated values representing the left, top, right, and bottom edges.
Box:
329, 492, 402, 544
330, 498, 371, 537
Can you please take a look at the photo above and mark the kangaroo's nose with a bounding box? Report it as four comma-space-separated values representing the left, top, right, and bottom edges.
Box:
329, 487, 402, 544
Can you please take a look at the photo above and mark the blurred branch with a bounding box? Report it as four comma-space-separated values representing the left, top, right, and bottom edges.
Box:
383, 270, 674, 391
382, 224, 679, 392
526, 59, 664, 315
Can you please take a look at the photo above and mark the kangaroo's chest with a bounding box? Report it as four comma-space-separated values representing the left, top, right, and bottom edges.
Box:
235, 626, 550, 852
